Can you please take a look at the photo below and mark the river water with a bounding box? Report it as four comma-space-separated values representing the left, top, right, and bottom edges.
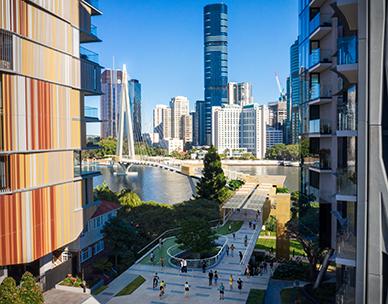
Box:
94, 165, 300, 205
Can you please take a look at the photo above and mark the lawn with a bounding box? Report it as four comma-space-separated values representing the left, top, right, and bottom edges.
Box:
115, 275, 145, 297
281, 287, 300, 303
215, 220, 243, 235
246, 289, 265, 304
139, 237, 177, 265
260, 230, 276, 237
255, 237, 306, 256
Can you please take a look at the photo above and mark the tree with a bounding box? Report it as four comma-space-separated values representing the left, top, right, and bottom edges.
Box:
19, 272, 43, 304
300, 138, 310, 159
99, 137, 117, 157
0, 277, 22, 304
102, 216, 141, 267
118, 190, 142, 208
196, 146, 226, 202
94, 182, 119, 203
175, 219, 216, 258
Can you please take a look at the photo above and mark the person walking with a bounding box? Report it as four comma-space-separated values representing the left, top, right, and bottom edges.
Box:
237, 278, 243, 294
159, 280, 166, 298
239, 251, 243, 262
263, 262, 268, 273
259, 263, 264, 276
230, 244, 235, 257
218, 282, 225, 300
214, 270, 219, 286
160, 257, 164, 268
232, 232, 236, 239
245, 265, 250, 277
184, 281, 190, 297
226, 244, 229, 256
248, 221, 252, 229
150, 251, 155, 264
229, 274, 234, 290
252, 220, 256, 230
228, 224, 232, 233
270, 261, 274, 273
183, 259, 188, 273
180, 259, 184, 273
244, 235, 248, 247
208, 270, 214, 286
152, 273, 159, 289
202, 260, 206, 273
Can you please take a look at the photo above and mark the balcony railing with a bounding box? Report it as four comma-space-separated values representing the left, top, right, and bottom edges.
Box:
0, 29, 13, 71
91, 24, 98, 37
309, 13, 332, 34
338, 105, 357, 131
81, 59, 102, 94
309, 119, 332, 134
84, 0, 99, 10
304, 150, 331, 170
85, 106, 98, 119
310, 83, 333, 100
338, 36, 358, 65
80, 46, 99, 64
309, 48, 332, 68
337, 167, 357, 197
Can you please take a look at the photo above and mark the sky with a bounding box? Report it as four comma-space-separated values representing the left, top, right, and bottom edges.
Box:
86, 0, 298, 135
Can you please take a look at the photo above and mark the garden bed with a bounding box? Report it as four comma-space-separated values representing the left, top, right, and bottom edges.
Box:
115, 276, 145, 297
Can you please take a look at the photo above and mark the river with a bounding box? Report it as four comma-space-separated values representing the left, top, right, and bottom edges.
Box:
94, 164, 300, 205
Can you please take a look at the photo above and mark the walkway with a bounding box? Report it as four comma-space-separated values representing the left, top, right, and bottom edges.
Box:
94, 221, 270, 304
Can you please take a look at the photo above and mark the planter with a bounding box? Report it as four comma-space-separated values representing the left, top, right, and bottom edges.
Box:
55, 283, 91, 294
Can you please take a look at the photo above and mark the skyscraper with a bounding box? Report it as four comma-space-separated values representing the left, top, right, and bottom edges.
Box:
153, 104, 171, 139
100, 69, 123, 138
289, 39, 300, 144
181, 114, 193, 144
170, 96, 189, 139
203, 3, 228, 145
129, 79, 142, 142
0, 0, 102, 288
228, 82, 253, 106
195, 100, 206, 146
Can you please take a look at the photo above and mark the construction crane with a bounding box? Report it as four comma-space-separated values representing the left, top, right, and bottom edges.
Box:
275, 73, 286, 101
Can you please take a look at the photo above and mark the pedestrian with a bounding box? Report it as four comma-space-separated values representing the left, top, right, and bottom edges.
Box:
259, 263, 264, 276
159, 238, 162, 248
153, 273, 159, 289
232, 232, 236, 239
208, 270, 214, 286
159, 280, 166, 298
245, 265, 250, 277
183, 259, 188, 273
202, 260, 206, 273
218, 282, 225, 300
244, 235, 248, 247
214, 270, 219, 285
229, 274, 234, 290
230, 244, 235, 257
180, 259, 184, 273
228, 224, 232, 233
150, 251, 155, 264
263, 262, 268, 273
253, 221, 256, 230
292, 249, 295, 258
270, 261, 274, 272
226, 244, 229, 256
184, 281, 190, 297
249, 221, 252, 229
239, 251, 243, 262
237, 278, 243, 294
160, 256, 164, 268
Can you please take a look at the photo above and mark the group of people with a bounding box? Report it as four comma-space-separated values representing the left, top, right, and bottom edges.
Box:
149, 251, 165, 268
152, 273, 167, 299
208, 270, 244, 300
244, 261, 274, 276
248, 220, 257, 230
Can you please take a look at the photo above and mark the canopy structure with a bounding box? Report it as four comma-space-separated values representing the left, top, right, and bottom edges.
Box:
243, 183, 276, 211
222, 182, 257, 210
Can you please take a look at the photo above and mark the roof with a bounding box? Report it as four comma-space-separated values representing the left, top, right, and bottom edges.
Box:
91, 200, 121, 218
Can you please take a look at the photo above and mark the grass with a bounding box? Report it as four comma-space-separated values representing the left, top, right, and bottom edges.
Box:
255, 237, 306, 256
139, 237, 177, 265
281, 287, 300, 303
92, 285, 108, 295
246, 289, 265, 304
260, 230, 276, 237
115, 275, 145, 297
215, 220, 244, 235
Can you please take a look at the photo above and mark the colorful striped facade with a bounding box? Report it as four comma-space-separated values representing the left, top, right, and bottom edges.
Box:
0, 0, 102, 272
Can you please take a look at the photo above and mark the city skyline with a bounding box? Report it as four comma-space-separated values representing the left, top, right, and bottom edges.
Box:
87, 0, 298, 135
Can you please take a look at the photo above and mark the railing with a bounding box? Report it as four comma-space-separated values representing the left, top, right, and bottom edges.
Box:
91, 24, 98, 37
310, 83, 333, 100
337, 167, 357, 196
338, 36, 358, 65
338, 105, 357, 131
81, 59, 102, 94
309, 13, 332, 34
305, 150, 331, 170
80, 46, 99, 64
309, 48, 332, 68
166, 235, 228, 269
85, 106, 98, 119
336, 230, 356, 260
308, 119, 332, 134
0, 29, 13, 70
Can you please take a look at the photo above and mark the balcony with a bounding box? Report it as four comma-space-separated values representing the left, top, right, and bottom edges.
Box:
336, 167, 357, 200
74, 165, 100, 178
309, 13, 332, 40
337, 0, 358, 31
304, 150, 332, 173
309, 83, 333, 105
307, 119, 332, 137
337, 105, 357, 136
81, 58, 102, 95
80, 24, 101, 44
337, 36, 358, 83
0, 30, 13, 71
84, 106, 101, 123
309, 48, 332, 72
81, 0, 102, 16
80, 46, 99, 64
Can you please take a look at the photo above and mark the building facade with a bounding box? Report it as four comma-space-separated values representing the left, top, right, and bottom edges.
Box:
241, 104, 266, 159
203, 3, 228, 145
170, 96, 189, 139
129, 79, 142, 142
266, 127, 283, 149
160, 138, 184, 154
290, 39, 301, 144
181, 114, 193, 144
100, 69, 122, 138
194, 100, 206, 146
228, 82, 253, 106
267, 100, 287, 130
0, 0, 102, 289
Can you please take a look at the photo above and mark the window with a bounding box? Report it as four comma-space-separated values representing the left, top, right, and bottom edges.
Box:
80, 247, 92, 263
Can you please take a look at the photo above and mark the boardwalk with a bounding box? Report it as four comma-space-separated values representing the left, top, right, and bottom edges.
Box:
94, 221, 270, 304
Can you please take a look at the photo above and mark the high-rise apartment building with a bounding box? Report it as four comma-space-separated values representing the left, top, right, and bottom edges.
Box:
228, 82, 253, 106
0, 0, 102, 289
267, 100, 287, 130
212, 104, 266, 159
100, 69, 123, 138
153, 104, 171, 139
203, 3, 228, 145
170, 96, 189, 139
181, 114, 193, 144
129, 79, 142, 142
289, 39, 301, 144
194, 100, 206, 146
297, 1, 387, 302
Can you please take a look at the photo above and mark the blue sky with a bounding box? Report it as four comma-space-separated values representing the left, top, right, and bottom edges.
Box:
86, 0, 298, 135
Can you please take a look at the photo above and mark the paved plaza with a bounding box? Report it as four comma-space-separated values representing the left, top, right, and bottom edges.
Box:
94, 221, 270, 304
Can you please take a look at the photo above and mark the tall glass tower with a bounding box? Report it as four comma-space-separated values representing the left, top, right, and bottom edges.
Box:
129, 79, 142, 142
203, 3, 228, 145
